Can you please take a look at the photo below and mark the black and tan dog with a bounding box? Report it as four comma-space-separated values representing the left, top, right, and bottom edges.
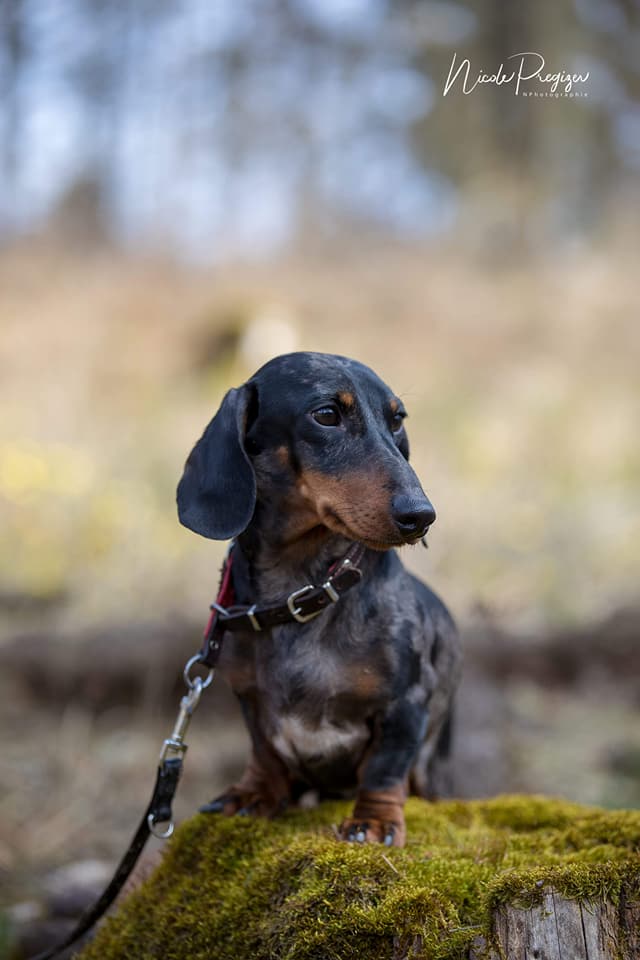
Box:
177, 352, 461, 846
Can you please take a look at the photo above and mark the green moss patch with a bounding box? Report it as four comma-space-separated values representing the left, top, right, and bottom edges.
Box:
81, 795, 640, 960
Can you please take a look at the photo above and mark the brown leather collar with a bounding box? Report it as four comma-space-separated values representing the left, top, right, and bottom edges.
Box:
199, 541, 365, 667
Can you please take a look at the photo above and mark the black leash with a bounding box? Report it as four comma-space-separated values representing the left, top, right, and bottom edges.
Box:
29, 541, 364, 959
30, 758, 182, 960
29, 651, 215, 960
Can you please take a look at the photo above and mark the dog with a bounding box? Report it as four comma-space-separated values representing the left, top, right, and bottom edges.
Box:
177, 352, 461, 846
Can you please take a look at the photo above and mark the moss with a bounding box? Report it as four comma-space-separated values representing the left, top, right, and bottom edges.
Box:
80, 796, 640, 960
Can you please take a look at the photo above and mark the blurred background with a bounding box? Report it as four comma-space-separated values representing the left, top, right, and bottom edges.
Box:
1, 0, 639, 952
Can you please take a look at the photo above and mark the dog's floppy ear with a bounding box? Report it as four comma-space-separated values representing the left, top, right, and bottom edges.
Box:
177, 383, 257, 540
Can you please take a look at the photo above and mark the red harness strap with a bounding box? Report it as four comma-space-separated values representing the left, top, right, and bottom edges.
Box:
203, 550, 235, 636
200, 548, 236, 667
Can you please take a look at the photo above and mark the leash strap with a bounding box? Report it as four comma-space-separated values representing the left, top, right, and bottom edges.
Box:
28, 620, 217, 960
30, 758, 182, 960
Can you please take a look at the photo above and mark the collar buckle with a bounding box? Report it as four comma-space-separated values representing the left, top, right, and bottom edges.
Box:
286, 578, 342, 623
286, 584, 323, 623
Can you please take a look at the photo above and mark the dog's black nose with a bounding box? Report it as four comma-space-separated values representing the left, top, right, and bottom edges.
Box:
391, 494, 436, 538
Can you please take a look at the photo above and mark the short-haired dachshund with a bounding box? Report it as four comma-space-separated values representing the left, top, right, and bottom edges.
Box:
177, 352, 461, 847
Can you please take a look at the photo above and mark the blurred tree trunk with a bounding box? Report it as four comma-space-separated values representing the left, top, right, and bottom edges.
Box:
0, 0, 25, 230
486, 0, 533, 167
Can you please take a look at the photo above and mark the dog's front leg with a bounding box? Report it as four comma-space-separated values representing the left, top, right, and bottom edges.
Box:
201, 693, 293, 818
340, 700, 428, 847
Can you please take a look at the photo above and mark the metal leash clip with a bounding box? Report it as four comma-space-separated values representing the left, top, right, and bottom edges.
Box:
148, 655, 214, 839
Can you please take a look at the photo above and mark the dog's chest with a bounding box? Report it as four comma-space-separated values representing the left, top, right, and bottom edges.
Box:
270, 710, 369, 772
267, 634, 389, 711
220, 629, 389, 760
265, 641, 389, 768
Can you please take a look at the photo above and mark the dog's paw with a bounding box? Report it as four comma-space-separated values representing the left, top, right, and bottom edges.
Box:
200, 788, 288, 819
338, 817, 405, 847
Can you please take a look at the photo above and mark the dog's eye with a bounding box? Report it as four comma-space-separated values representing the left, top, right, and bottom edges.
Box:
312, 406, 341, 427
391, 412, 406, 433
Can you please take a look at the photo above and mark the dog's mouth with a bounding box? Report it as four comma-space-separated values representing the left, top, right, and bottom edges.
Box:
358, 531, 426, 551
402, 533, 426, 547
320, 507, 416, 551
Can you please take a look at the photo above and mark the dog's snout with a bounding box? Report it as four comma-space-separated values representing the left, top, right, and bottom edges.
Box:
391, 494, 436, 539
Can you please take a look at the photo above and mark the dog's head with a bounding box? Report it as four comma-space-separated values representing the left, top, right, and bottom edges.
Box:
177, 352, 435, 549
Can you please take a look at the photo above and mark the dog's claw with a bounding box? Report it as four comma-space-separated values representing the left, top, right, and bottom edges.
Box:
199, 798, 225, 814
355, 830, 366, 843
383, 827, 395, 846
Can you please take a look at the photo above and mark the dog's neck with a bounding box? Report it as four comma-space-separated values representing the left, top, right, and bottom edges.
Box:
234, 511, 367, 603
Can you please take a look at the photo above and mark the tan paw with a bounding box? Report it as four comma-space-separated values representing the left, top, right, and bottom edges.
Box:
338, 816, 405, 847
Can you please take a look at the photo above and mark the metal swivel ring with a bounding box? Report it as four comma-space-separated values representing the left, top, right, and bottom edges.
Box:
183, 654, 215, 691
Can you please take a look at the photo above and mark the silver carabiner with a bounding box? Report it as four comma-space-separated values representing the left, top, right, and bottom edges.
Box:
148, 645, 216, 842
156, 655, 215, 770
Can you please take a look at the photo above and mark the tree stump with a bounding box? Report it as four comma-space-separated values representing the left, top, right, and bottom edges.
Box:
74, 796, 639, 960
471, 886, 640, 959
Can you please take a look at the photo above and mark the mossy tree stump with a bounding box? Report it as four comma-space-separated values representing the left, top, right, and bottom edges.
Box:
79, 796, 640, 960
